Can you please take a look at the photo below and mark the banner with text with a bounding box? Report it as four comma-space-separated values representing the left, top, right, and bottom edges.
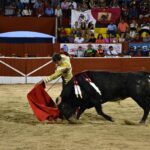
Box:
60, 43, 122, 56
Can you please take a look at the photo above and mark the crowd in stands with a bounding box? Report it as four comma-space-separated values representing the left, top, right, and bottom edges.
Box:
1, 0, 150, 57
60, 43, 150, 58
3, 0, 150, 21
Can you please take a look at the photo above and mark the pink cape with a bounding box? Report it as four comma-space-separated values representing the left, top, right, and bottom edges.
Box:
27, 83, 60, 121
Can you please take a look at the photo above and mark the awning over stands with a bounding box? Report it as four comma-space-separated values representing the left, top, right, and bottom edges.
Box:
0, 31, 56, 43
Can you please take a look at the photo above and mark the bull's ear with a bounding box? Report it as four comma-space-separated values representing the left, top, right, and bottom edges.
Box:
56, 96, 62, 105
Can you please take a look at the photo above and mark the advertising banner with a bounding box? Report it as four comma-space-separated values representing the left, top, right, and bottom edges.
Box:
60, 43, 122, 57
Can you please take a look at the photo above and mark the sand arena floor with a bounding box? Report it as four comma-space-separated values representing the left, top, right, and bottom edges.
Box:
0, 84, 150, 150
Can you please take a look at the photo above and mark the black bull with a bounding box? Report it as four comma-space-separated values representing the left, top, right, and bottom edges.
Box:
57, 71, 150, 123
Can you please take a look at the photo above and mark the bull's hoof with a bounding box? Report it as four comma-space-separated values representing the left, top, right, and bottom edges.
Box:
139, 120, 146, 124
107, 117, 114, 122
110, 118, 115, 122
104, 115, 114, 122
68, 115, 79, 124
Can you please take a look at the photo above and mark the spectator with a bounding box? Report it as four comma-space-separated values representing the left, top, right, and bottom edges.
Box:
132, 33, 142, 42
80, 21, 87, 30
33, 0, 44, 17
84, 44, 96, 57
22, 5, 32, 16
139, 0, 149, 19
143, 33, 150, 43
83, 0, 91, 9
67, 33, 75, 43
99, 0, 107, 8
89, 0, 98, 8
78, 13, 89, 29
58, 27, 67, 36
105, 46, 119, 57
55, 5, 63, 27
128, 5, 138, 20
140, 47, 149, 57
4, 1, 16, 16
95, 45, 105, 57
127, 46, 139, 57
88, 33, 96, 43
51, 0, 60, 8
107, 22, 117, 37
139, 22, 150, 36
16, 9, 22, 17
58, 27, 68, 43
60, 48, 70, 56
129, 0, 139, 8
76, 4, 82, 11
118, 19, 129, 38
104, 34, 114, 43
80, 1, 89, 11
61, 0, 69, 10
45, 5, 54, 16
87, 21, 94, 30
72, 21, 80, 30
62, 44, 69, 53
72, 21, 80, 36
129, 19, 138, 38
109, 0, 119, 8
121, 4, 129, 20
83, 30, 91, 43
118, 33, 125, 43
58, 34, 69, 43
74, 34, 85, 43
68, 0, 77, 10
111, 35, 119, 43
74, 46, 85, 57
61, 0, 70, 17
16, 0, 25, 15
121, 0, 130, 6
96, 34, 105, 43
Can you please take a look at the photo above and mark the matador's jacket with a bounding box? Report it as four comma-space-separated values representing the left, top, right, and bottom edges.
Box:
44, 54, 73, 84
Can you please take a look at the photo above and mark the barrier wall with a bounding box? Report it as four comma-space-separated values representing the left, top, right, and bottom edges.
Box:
0, 43, 57, 57
0, 16, 55, 35
0, 43, 128, 57
0, 57, 150, 84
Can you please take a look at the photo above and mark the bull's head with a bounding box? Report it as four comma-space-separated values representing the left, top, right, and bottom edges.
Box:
56, 96, 77, 121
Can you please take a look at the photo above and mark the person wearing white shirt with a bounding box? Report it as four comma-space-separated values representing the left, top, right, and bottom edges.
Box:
74, 46, 85, 57
55, 5, 63, 27
105, 46, 119, 57
74, 35, 85, 44
68, 0, 77, 9
22, 6, 32, 16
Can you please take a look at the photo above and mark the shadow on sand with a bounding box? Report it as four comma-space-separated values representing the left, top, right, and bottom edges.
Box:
0, 109, 39, 125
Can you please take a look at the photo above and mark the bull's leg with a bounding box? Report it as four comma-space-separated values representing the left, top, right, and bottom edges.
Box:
76, 107, 86, 120
140, 107, 150, 124
133, 98, 150, 124
95, 104, 113, 122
